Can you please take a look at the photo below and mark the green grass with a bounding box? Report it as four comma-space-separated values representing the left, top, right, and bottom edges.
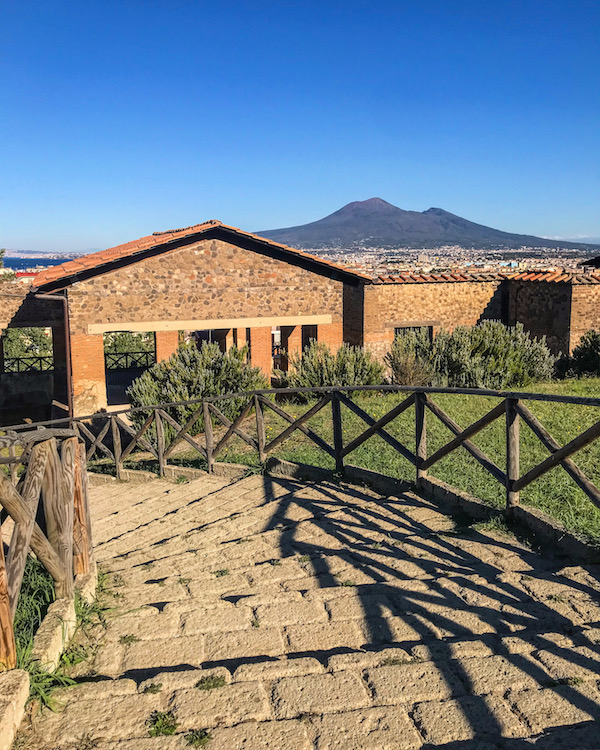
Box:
185, 378, 600, 543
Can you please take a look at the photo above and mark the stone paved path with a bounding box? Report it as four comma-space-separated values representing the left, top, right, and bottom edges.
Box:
16, 471, 600, 749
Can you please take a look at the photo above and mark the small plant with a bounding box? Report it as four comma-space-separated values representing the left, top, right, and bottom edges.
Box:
112, 573, 125, 588
340, 579, 356, 587
268, 559, 281, 566
380, 656, 408, 666
146, 710, 178, 737
297, 555, 310, 563
236, 537, 250, 544
176, 475, 189, 484
142, 682, 163, 694
60, 642, 91, 668
195, 674, 226, 690
119, 634, 141, 645
548, 593, 566, 603
141, 561, 155, 569
178, 577, 192, 586
473, 515, 512, 537
251, 618, 260, 629
185, 729, 212, 747
213, 569, 229, 578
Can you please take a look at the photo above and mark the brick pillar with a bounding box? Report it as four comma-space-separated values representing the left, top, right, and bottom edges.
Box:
317, 322, 343, 354
280, 325, 302, 371
249, 327, 272, 379
224, 328, 235, 351
155, 331, 179, 362
71, 333, 107, 416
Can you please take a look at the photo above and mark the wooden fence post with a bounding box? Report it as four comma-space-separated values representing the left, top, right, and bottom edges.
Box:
415, 391, 427, 488
0, 522, 17, 671
111, 416, 122, 480
73, 442, 92, 575
506, 397, 520, 514
203, 402, 214, 473
331, 391, 344, 474
154, 409, 165, 477
41, 439, 74, 600
255, 395, 266, 464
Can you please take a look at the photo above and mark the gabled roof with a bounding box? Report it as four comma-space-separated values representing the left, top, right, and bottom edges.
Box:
32, 221, 371, 291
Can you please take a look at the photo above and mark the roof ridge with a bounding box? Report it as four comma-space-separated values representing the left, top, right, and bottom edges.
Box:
152, 220, 221, 236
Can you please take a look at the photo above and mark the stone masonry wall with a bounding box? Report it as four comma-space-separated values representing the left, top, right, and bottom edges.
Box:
362, 281, 504, 359
66, 239, 345, 335
508, 282, 572, 355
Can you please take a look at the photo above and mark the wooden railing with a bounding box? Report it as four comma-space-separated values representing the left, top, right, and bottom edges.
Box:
0, 429, 93, 670
3, 355, 54, 373
104, 351, 154, 370
2, 384, 600, 531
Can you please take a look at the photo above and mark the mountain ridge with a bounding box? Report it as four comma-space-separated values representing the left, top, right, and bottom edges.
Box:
258, 198, 597, 251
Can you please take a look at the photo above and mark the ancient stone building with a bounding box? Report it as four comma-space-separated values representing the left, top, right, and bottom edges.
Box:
1, 220, 600, 422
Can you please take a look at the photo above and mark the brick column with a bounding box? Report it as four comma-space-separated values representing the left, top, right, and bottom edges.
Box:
280, 325, 302, 371
224, 329, 235, 351
317, 322, 343, 354
155, 331, 179, 362
71, 333, 107, 416
249, 327, 272, 379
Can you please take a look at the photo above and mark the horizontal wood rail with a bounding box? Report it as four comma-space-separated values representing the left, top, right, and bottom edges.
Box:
0, 431, 93, 671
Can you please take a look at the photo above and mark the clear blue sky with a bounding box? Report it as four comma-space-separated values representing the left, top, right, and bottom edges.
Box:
1, 0, 599, 251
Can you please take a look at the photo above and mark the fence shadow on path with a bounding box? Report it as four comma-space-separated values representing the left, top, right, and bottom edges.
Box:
258, 473, 600, 748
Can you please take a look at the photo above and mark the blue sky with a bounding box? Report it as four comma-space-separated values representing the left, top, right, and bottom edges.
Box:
1, 1, 599, 251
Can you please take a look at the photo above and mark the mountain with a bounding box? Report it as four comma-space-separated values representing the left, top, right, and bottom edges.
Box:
258, 198, 595, 251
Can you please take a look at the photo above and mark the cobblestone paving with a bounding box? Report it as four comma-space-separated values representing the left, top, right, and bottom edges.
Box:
17, 473, 600, 749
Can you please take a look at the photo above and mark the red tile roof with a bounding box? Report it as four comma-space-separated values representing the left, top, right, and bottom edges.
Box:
373, 270, 600, 284
33, 220, 372, 289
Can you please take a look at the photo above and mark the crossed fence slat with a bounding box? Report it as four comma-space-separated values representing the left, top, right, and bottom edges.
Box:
257, 395, 335, 458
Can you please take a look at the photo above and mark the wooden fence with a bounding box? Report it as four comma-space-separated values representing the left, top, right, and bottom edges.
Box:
4, 384, 599, 513
0, 429, 93, 671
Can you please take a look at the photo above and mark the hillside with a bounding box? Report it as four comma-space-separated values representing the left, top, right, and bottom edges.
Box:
258, 198, 595, 250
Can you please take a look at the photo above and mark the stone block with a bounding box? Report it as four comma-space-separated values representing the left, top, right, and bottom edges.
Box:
367, 662, 464, 705
0, 670, 29, 750
170, 681, 271, 729
311, 706, 422, 749
272, 672, 370, 719
203, 628, 285, 663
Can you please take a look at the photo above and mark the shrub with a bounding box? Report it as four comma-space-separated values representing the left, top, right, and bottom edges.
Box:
386, 321, 555, 389
570, 330, 600, 377
278, 341, 384, 393
127, 342, 268, 432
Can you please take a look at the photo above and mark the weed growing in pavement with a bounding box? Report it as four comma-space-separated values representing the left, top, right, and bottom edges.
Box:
143, 682, 163, 694
213, 569, 229, 577
185, 729, 212, 747
176, 475, 189, 484
119, 634, 141, 645
251, 618, 260, 628
195, 674, 226, 690
146, 710, 178, 736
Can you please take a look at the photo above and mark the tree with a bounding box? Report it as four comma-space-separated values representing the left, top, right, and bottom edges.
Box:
3, 327, 53, 359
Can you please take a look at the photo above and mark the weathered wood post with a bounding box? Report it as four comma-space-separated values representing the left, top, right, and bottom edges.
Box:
415, 391, 427, 488
331, 390, 344, 474
154, 409, 166, 477
506, 397, 520, 515
0, 522, 16, 670
203, 401, 214, 474
42, 438, 74, 600
73, 441, 92, 575
255, 395, 266, 464
111, 416, 122, 480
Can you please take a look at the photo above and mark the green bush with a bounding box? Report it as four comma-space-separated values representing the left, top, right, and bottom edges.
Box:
386, 321, 555, 389
278, 341, 384, 394
127, 342, 268, 432
570, 330, 600, 377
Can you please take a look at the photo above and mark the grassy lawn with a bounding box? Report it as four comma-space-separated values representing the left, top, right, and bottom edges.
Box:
207, 378, 600, 543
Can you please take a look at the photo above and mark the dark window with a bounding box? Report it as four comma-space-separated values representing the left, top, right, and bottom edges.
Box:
302, 325, 318, 349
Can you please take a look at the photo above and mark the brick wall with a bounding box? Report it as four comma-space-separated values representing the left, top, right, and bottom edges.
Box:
155, 331, 179, 361
70, 333, 106, 415
249, 327, 272, 378
361, 281, 504, 359
317, 322, 343, 353
569, 285, 600, 352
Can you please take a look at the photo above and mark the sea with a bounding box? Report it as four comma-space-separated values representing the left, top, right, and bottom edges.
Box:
4, 257, 70, 271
